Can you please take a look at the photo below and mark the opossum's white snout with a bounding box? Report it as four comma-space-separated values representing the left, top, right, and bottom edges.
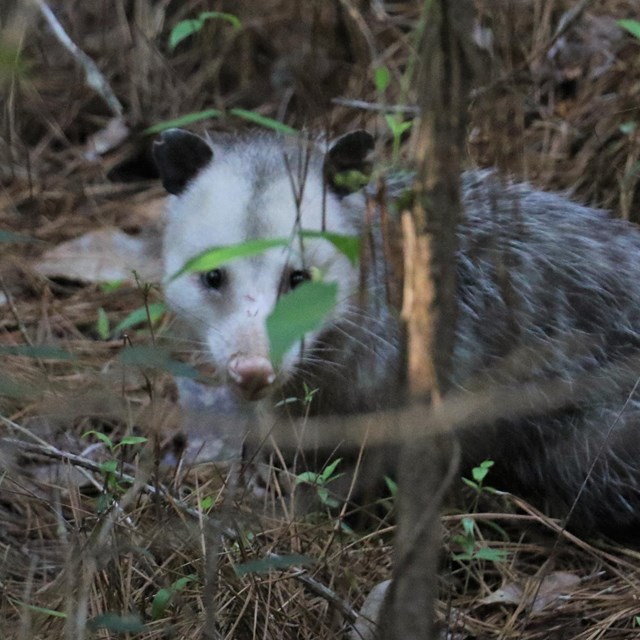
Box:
227, 355, 277, 401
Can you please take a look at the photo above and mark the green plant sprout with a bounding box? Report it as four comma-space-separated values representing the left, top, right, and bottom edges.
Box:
451, 517, 506, 563
112, 302, 166, 337
82, 430, 148, 512
295, 458, 343, 509
384, 113, 413, 163
168, 12, 241, 51
96, 307, 110, 340
451, 460, 508, 563
151, 574, 198, 620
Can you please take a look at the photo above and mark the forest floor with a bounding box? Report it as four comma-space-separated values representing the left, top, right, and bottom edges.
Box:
2, 1, 640, 638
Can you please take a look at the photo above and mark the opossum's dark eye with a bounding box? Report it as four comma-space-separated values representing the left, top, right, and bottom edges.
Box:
289, 269, 311, 290
200, 268, 225, 290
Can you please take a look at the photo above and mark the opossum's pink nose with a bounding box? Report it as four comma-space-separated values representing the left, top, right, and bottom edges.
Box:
227, 355, 276, 401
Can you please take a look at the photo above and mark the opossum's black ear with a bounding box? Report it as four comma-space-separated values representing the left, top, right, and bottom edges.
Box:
153, 129, 213, 195
325, 130, 374, 196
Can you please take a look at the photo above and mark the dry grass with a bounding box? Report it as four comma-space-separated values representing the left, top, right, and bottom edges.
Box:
3, 1, 640, 638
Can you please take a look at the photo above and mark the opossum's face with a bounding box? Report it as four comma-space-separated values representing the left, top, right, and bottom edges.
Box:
154, 130, 373, 401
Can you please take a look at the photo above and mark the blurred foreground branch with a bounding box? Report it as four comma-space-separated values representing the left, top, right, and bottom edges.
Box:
378, 1, 478, 638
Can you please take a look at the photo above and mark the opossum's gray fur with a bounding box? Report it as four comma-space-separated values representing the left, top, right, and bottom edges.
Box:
155, 130, 640, 539
283, 168, 640, 538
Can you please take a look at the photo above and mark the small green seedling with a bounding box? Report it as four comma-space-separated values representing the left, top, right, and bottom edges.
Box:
451, 517, 507, 563
373, 475, 398, 517
83, 430, 148, 454
295, 458, 343, 509
96, 308, 110, 340
374, 65, 391, 93
151, 574, 198, 620
384, 476, 398, 498
113, 302, 166, 337
384, 114, 413, 162
169, 11, 241, 51
453, 460, 508, 563
462, 459, 496, 494
99, 279, 123, 293
82, 431, 148, 511
302, 382, 319, 407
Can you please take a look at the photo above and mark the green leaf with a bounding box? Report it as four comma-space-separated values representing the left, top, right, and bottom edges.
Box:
144, 109, 223, 135
83, 430, 114, 448
169, 19, 201, 50
169, 12, 241, 51
473, 547, 508, 562
472, 466, 488, 483
96, 456, 114, 473
100, 459, 119, 474
200, 495, 214, 511
267, 281, 338, 364
7, 598, 67, 618
172, 574, 198, 592
119, 345, 205, 380
618, 19, 640, 41
229, 108, 297, 135
116, 436, 148, 447
170, 231, 360, 282
0, 230, 44, 244
96, 492, 114, 514
295, 471, 321, 485
113, 303, 166, 335
620, 122, 637, 135
99, 280, 124, 293
374, 66, 390, 93
151, 574, 197, 619
169, 237, 291, 281
471, 459, 494, 484
96, 308, 110, 340
384, 476, 398, 497
199, 11, 241, 29
235, 554, 314, 576
384, 113, 412, 136
87, 613, 147, 633
461, 477, 479, 490
0, 345, 75, 360
151, 588, 173, 620
320, 458, 342, 482
318, 488, 340, 508
461, 517, 475, 537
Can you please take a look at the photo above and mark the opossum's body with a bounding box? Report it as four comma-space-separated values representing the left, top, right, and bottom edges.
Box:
155, 129, 640, 538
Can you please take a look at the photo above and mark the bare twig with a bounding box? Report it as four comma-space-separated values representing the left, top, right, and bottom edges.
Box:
33, 0, 123, 117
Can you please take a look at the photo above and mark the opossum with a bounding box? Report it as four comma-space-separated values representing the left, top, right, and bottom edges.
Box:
154, 128, 640, 539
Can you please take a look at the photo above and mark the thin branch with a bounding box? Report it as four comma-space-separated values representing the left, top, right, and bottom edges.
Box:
34, 0, 123, 117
